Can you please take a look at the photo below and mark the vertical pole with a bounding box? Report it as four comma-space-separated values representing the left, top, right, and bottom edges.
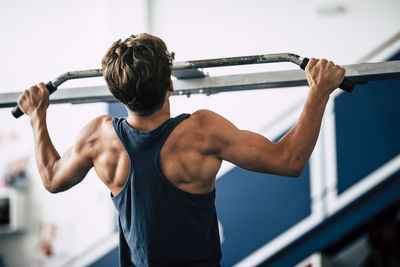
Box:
146, 0, 154, 34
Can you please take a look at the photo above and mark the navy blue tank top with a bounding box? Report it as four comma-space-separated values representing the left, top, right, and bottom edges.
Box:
111, 114, 222, 267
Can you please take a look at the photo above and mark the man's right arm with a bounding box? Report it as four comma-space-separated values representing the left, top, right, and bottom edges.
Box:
201, 58, 345, 177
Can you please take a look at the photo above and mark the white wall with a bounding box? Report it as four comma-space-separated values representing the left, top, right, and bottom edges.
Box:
0, 0, 147, 266
151, 0, 400, 62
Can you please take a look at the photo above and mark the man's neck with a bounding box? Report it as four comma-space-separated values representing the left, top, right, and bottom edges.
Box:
126, 105, 171, 131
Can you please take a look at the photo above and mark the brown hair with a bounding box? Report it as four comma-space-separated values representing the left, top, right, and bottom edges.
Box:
102, 33, 175, 116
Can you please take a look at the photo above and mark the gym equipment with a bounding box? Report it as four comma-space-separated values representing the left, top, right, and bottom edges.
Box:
0, 53, 398, 118
10, 70, 102, 118
8, 53, 352, 118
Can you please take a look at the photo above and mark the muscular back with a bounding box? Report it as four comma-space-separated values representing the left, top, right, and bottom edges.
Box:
91, 111, 223, 196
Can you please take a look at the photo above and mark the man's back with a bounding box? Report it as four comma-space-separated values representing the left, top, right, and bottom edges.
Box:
107, 113, 222, 266
91, 110, 224, 197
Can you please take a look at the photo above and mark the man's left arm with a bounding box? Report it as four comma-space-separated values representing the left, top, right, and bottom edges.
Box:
18, 82, 94, 193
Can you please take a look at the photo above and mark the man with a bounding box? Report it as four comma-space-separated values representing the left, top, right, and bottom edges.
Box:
17, 33, 345, 266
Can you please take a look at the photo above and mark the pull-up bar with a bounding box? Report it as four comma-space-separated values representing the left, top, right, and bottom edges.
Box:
8, 53, 356, 118
1, 54, 399, 117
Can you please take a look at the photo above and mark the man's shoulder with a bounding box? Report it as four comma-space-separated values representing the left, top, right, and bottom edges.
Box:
190, 109, 231, 131
92, 115, 113, 124
85, 115, 113, 133
76, 115, 113, 143
184, 110, 231, 143
190, 109, 221, 127
74, 115, 115, 157
191, 109, 215, 117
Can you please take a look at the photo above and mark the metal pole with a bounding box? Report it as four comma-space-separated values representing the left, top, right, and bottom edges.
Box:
0, 60, 399, 108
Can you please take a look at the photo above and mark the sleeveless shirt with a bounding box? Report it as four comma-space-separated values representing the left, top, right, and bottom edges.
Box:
111, 114, 222, 267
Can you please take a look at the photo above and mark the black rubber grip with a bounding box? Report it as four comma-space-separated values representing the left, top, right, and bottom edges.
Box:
11, 104, 24, 118
11, 82, 57, 118
300, 57, 355, 93
300, 58, 309, 70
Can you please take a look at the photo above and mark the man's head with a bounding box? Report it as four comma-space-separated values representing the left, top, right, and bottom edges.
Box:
102, 34, 175, 116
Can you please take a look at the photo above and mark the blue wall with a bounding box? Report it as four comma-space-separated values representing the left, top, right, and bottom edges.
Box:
335, 79, 400, 194
90, 248, 119, 267
216, 161, 311, 266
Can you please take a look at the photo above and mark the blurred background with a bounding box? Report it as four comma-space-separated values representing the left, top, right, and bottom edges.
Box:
0, 0, 399, 266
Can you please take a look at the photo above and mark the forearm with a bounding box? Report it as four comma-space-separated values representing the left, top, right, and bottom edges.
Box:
280, 88, 329, 173
30, 111, 61, 190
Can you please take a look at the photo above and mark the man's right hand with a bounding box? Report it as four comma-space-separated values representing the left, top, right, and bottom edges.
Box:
18, 82, 49, 119
305, 58, 346, 96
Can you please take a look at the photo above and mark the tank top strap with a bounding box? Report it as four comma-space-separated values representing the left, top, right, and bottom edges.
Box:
112, 114, 190, 157
156, 113, 190, 147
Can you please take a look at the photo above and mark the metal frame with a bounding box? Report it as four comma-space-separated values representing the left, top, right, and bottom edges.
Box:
259, 172, 400, 267
0, 60, 399, 108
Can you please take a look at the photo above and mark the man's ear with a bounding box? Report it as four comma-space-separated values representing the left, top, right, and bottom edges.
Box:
169, 79, 174, 92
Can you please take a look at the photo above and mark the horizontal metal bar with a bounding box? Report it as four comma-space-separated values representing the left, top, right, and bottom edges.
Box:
171, 68, 206, 79
171, 53, 304, 79
52, 69, 103, 88
173, 53, 304, 71
47, 53, 307, 87
0, 61, 399, 108
172, 60, 400, 96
